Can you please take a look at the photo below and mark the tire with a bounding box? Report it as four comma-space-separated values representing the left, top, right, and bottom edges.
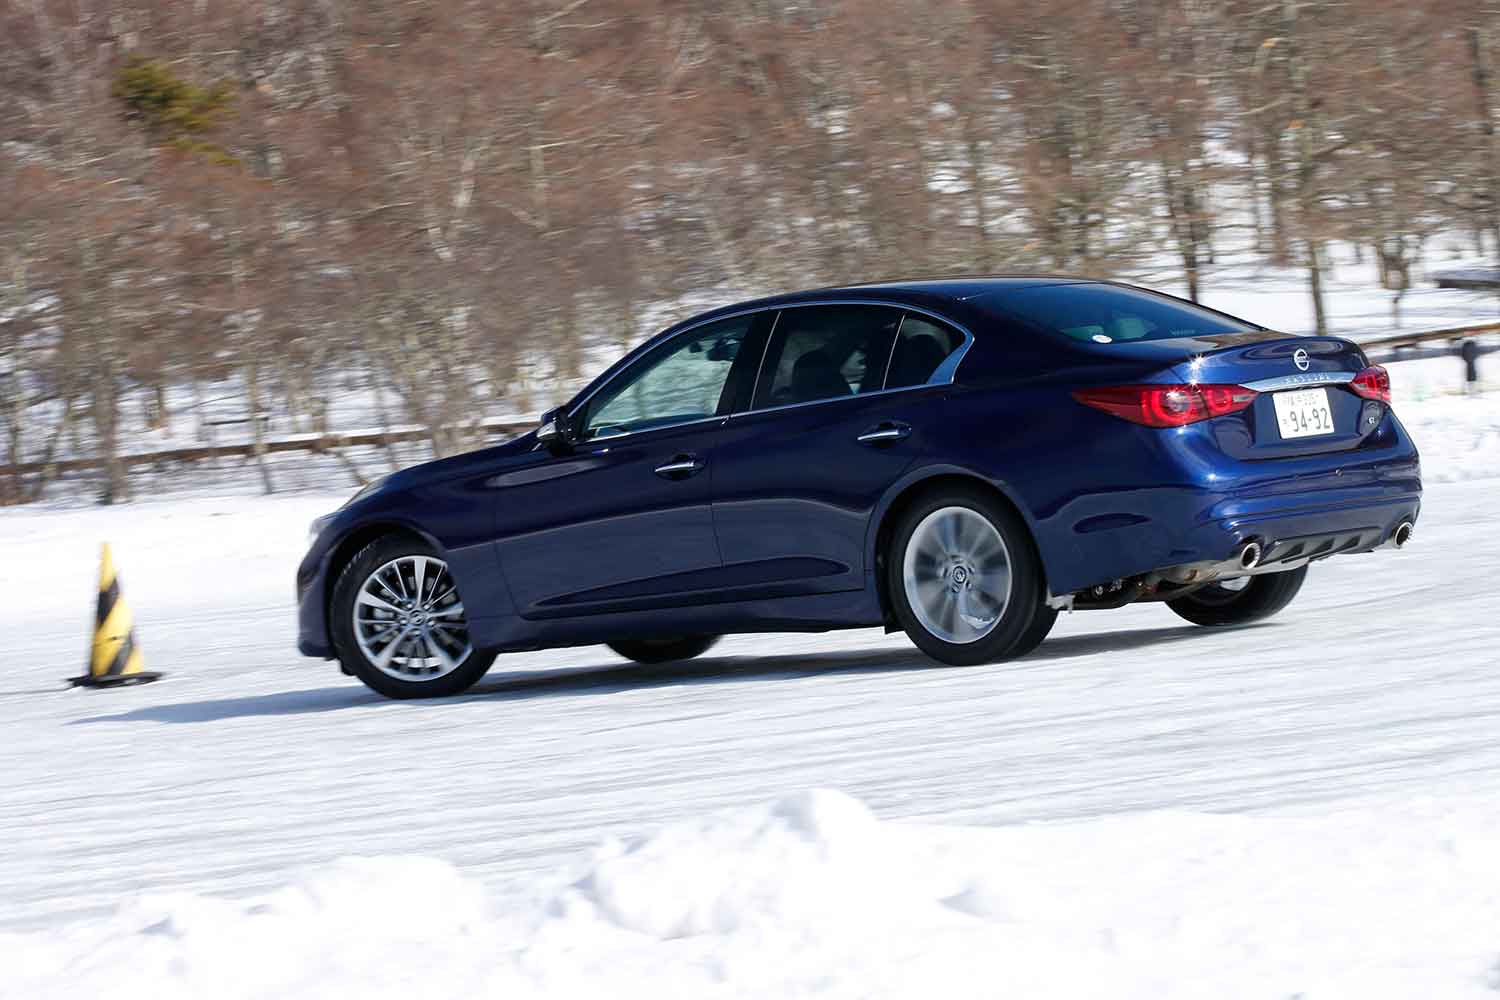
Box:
1165, 565, 1309, 627
887, 487, 1047, 666
330, 535, 496, 699
607, 636, 721, 665
1009, 603, 1060, 659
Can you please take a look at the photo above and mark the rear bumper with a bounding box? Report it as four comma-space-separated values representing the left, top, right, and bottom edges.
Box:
1041, 411, 1422, 594
1174, 489, 1420, 570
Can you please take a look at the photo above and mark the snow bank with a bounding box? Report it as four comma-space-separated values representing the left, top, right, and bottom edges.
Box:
1394, 392, 1500, 483
7, 789, 1500, 999
1382, 354, 1500, 483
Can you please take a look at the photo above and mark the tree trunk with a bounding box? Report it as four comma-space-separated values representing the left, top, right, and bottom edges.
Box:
1468, 25, 1500, 256
1306, 238, 1328, 335
962, 113, 993, 272
244, 356, 275, 495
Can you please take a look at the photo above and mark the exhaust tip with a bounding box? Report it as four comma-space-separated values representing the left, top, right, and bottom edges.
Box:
1393, 522, 1414, 549
1239, 540, 1263, 570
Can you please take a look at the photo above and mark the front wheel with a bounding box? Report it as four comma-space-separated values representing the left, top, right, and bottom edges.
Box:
887, 488, 1050, 666
1165, 565, 1309, 627
330, 536, 496, 699
607, 636, 721, 665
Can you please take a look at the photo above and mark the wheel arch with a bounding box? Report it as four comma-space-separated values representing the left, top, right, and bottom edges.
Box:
867, 466, 1051, 623
322, 520, 446, 631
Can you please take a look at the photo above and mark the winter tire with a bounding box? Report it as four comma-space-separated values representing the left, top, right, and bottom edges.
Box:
888, 488, 1047, 666
607, 636, 721, 665
331, 535, 496, 699
1165, 565, 1309, 627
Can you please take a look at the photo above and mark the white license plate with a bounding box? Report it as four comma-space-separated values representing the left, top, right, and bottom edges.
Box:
1272, 388, 1336, 439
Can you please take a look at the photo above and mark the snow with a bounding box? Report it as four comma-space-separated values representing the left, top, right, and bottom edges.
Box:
4, 358, 1500, 994
8, 790, 1500, 998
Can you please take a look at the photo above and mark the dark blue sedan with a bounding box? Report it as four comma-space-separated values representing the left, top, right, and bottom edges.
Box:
297, 278, 1422, 698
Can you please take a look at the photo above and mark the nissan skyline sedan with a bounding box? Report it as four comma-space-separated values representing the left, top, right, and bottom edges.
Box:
297, 278, 1421, 698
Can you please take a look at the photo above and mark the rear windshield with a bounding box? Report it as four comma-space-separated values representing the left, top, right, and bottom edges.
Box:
977, 283, 1259, 344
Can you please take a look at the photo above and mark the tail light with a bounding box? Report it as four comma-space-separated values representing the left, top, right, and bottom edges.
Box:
1072, 384, 1259, 428
1348, 365, 1391, 404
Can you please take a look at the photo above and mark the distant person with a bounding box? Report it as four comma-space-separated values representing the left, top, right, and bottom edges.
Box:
1460, 338, 1481, 395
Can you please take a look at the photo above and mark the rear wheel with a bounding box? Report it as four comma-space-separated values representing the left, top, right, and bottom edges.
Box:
608, 636, 721, 665
1008, 603, 1059, 659
330, 536, 496, 699
887, 488, 1049, 666
1165, 565, 1309, 627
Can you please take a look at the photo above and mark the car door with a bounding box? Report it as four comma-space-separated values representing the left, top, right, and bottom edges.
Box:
492, 313, 767, 618
711, 304, 969, 596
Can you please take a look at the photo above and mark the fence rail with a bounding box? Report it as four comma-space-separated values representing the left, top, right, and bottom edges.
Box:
2, 416, 537, 478
1355, 321, 1500, 350
6, 317, 1500, 481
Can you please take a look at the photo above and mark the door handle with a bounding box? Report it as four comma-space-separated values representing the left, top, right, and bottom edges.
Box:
856, 422, 912, 446
654, 453, 705, 479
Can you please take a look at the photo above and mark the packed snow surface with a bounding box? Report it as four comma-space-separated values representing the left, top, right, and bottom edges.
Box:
9, 790, 1500, 999
3, 390, 1500, 996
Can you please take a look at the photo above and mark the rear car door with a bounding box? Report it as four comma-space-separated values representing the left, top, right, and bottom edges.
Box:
493, 313, 766, 618
710, 304, 968, 595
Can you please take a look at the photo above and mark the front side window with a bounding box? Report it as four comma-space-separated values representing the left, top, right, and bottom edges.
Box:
581, 316, 749, 440
751, 305, 902, 410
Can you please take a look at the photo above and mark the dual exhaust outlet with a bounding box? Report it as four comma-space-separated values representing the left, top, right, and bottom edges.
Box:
1175, 521, 1411, 586
1231, 521, 1412, 569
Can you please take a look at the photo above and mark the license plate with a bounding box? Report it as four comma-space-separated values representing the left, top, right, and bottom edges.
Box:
1272, 388, 1336, 439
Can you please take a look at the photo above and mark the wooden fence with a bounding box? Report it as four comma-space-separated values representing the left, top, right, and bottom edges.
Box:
4, 319, 1498, 482
2, 416, 536, 478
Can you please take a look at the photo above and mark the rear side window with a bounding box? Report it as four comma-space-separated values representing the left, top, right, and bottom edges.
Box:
981, 283, 1257, 344
886, 315, 965, 389
751, 305, 901, 409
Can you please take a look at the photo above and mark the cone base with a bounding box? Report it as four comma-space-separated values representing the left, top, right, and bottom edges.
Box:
68, 671, 163, 688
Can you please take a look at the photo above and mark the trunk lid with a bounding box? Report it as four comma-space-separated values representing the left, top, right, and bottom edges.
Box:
1092, 332, 1379, 459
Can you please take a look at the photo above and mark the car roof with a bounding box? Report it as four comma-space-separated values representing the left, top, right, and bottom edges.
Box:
666, 276, 1094, 334
842, 275, 1091, 298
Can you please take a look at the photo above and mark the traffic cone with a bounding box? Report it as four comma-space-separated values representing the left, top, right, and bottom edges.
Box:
69, 543, 161, 688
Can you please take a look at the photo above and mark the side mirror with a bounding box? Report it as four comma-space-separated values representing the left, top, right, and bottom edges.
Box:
536, 407, 574, 452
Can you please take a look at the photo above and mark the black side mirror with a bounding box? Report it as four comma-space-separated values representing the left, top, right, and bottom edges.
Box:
536, 407, 575, 453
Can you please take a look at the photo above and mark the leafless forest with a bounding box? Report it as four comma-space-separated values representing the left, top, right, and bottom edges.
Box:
2, 0, 1498, 503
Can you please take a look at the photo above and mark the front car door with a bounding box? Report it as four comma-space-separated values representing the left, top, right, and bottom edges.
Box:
711, 303, 971, 596
492, 313, 767, 618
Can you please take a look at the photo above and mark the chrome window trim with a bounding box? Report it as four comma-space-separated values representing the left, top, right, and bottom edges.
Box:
1242, 371, 1357, 393
583, 414, 728, 443
564, 298, 975, 445
727, 379, 950, 420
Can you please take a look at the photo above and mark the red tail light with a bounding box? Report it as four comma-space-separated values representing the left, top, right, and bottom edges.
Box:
1072, 384, 1259, 428
1349, 365, 1391, 404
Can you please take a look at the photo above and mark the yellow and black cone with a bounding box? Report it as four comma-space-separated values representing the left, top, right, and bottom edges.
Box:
69, 543, 161, 688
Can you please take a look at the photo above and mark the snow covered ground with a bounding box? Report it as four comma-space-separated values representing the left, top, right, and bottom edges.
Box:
3, 386, 1500, 996
11, 790, 1500, 998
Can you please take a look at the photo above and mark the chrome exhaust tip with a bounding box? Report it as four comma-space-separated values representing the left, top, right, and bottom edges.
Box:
1392, 521, 1414, 549
1238, 540, 1263, 570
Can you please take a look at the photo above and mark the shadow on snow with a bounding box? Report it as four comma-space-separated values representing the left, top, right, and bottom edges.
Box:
69, 623, 1243, 726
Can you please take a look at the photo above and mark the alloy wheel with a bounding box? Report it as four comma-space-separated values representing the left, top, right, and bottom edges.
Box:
901, 505, 1013, 644
352, 555, 472, 680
